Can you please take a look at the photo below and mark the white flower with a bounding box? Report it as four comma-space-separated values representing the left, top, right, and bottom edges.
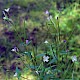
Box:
44, 40, 48, 44
35, 71, 39, 74
4, 8, 10, 12
43, 55, 49, 62
71, 56, 77, 62
47, 15, 52, 21
45, 10, 49, 15
11, 48, 16, 52
49, 15, 52, 19
2, 11, 6, 16
11, 47, 19, 52
14, 72, 17, 77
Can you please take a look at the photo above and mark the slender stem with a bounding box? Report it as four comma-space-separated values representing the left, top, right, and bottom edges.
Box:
49, 18, 57, 32
57, 17, 60, 42
50, 44, 57, 60
23, 19, 26, 40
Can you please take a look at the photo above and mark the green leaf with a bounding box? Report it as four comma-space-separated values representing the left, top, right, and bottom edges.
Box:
45, 67, 51, 72
52, 69, 61, 73
3, 16, 9, 21
16, 67, 21, 80
48, 57, 57, 65
23, 52, 32, 59
16, 67, 20, 73
60, 51, 67, 55
36, 53, 45, 58
29, 65, 38, 69
43, 74, 54, 80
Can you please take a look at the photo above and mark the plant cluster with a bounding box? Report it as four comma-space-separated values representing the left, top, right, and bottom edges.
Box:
0, 1, 80, 80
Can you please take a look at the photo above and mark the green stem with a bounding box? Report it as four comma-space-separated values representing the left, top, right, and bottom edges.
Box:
57, 17, 60, 42
23, 19, 26, 40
